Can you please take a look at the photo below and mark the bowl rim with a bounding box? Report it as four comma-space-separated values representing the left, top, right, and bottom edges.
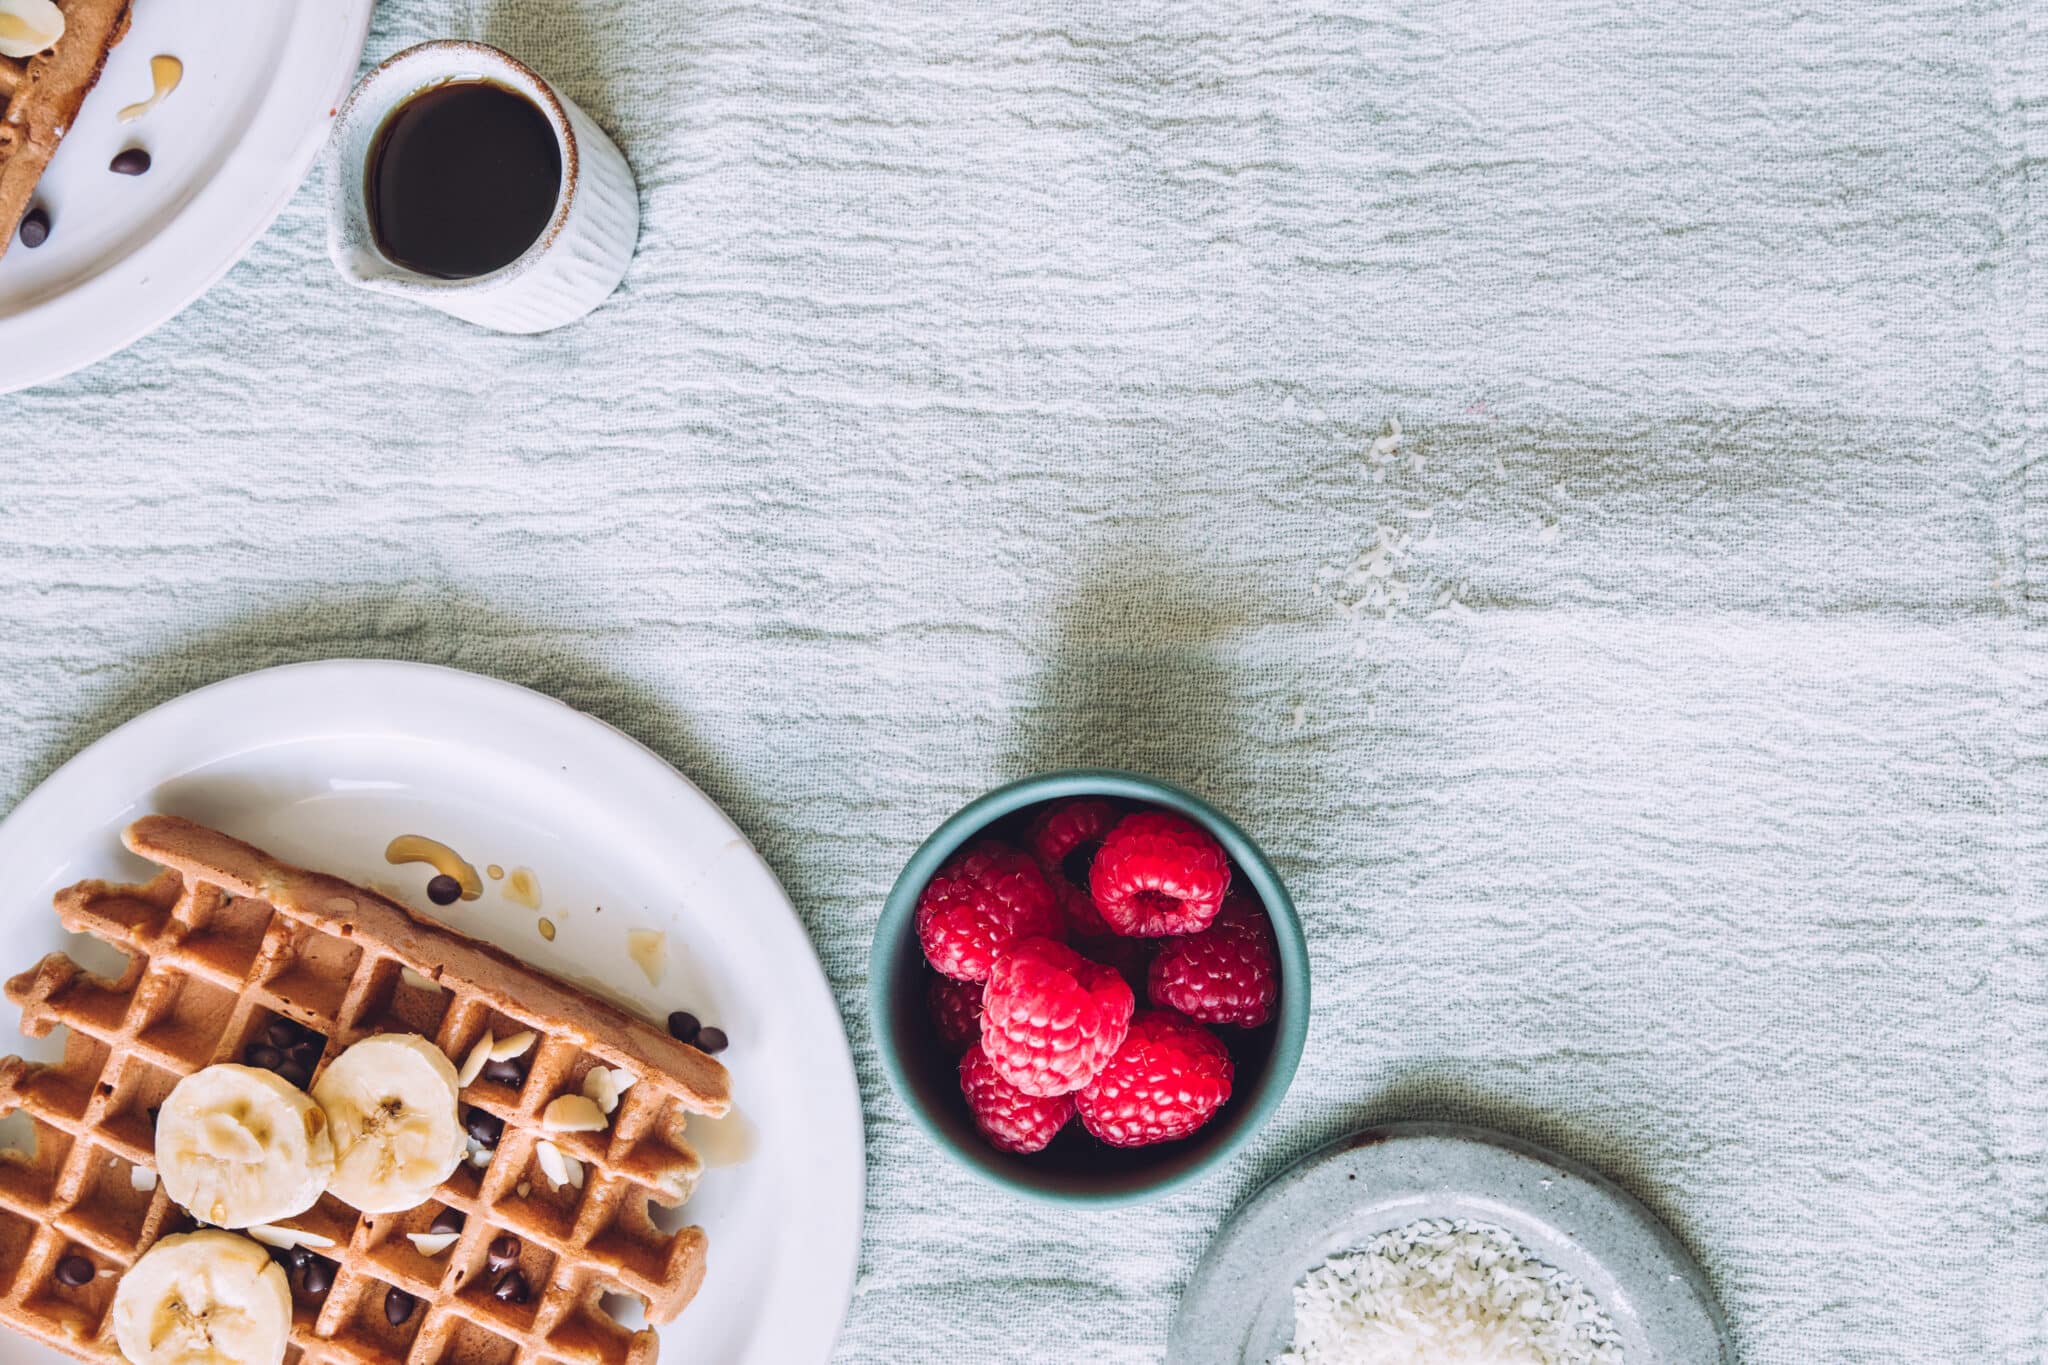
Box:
869, 768, 1311, 1207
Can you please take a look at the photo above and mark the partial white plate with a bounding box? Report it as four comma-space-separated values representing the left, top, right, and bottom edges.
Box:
0, 660, 863, 1365
0, 0, 374, 392
1169, 1122, 1729, 1365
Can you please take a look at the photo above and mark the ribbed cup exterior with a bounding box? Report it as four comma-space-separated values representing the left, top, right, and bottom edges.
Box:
326, 42, 641, 335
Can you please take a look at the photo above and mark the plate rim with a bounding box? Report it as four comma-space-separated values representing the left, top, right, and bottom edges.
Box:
0, 658, 865, 1365
0, 0, 377, 393
1167, 1119, 1731, 1365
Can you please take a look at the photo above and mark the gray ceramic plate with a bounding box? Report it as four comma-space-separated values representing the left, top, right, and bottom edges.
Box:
1168, 1122, 1730, 1364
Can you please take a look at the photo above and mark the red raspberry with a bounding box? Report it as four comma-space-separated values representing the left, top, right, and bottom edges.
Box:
1147, 896, 1277, 1027
959, 1043, 1073, 1153
979, 937, 1134, 1096
1089, 810, 1232, 937
916, 841, 1063, 982
927, 973, 985, 1053
1075, 1010, 1234, 1148
1026, 798, 1119, 937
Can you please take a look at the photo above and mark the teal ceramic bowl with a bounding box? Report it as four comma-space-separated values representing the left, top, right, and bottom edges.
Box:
870, 769, 1309, 1206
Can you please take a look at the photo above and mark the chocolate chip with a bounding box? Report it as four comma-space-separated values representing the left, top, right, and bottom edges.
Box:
426, 874, 461, 906
55, 1255, 93, 1287
246, 1044, 283, 1071
429, 1208, 465, 1235
465, 1107, 504, 1146
265, 1020, 303, 1048
285, 1247, 311, 1273
18, 207, 49, 249
491, 1267, 529, 1304
480, 1058, 525, 1087
486, 1234, 520, 1273
695, 1026, 728, 1054
109, 148, 151, 176
301, 1257, 333, 1296
665, 1011, 699, 1044
276, 1059, 312, 1089
385, 1286, 415, 1326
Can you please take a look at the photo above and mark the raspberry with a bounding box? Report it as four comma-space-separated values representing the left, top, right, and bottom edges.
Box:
1147, 897, 1277, 1027
1075, 1010, 1234, 1148
927, 973, 985, 1053
1089, 810, 1231, 937
959, 1043, 1073, 1153
916, 841, 1063, 982
1026, 798, 1119, 937
980, 937, 1134, 1096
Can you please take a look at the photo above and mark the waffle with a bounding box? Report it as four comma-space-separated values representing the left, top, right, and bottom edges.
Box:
0, 0, 133, 256
0, 815, 733, 1365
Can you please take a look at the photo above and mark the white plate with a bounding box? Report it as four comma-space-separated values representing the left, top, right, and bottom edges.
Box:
0, 0, 374, 392
0, 660, 863, 1364
1170, 1122, 1729, 1365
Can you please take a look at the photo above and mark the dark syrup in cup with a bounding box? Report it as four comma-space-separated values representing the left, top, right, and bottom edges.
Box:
366, 80, 563, 280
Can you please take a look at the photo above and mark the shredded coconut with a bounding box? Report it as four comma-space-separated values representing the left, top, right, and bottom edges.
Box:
1274, 1219, 1623, 1365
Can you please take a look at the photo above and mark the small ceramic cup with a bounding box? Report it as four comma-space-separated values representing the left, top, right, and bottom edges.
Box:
871, 769, 1311, 1206
325, 40, 639, 334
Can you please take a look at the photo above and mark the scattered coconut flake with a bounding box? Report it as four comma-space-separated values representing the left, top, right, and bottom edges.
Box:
535, 1139, 570, 1188
1276, 1218, 1622, 1365
490, 1030, 537, 1062
543, 1094, 608, 1133
458, 1034, 494, 1087
129, 1166, 157, 1194
625, 929, 666, 987
407, 1232, 460, 1258
248, 1225, 334, 1252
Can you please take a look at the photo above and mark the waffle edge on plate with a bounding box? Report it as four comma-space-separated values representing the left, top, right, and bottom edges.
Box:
0, 0, 135, 258
0, 814, 733, 1365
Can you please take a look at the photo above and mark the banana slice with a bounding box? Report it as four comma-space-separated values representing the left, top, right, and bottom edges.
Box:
155, 1065, 334, 1229
313, 1033, 467, 1213
111, 1231, 291, 1365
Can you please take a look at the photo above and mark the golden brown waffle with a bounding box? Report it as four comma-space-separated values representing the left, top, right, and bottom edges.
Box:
0, 815, 732, 1365
0, 0, 134, 256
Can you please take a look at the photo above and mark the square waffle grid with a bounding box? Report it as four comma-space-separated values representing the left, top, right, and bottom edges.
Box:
0, 0, 135, 250
0, 822, 728, 1365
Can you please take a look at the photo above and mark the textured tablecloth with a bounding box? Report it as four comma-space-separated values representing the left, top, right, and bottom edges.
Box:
4, 2, 2045, 1361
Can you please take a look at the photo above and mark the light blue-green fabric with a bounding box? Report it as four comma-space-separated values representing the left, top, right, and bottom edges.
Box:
5, 2, 2045, 1360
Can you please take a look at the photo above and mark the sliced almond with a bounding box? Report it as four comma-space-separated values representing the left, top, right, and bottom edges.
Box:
516, 1181, 532, 1198
490, 1030, 537, 1062
400, 967, 443, 993
129, 1166, 157, 1194
543, 1094, 607, 1133
563, 1152, 585, 1189
247, 1225, 335, 1252
407, 1231, 460, 1258
534, 1139, 569, 1188
610, 1069, 638, 1095
470, 1146, 493, 1169
581, 1067, 620, 1116
457, 1033, 494, 1087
